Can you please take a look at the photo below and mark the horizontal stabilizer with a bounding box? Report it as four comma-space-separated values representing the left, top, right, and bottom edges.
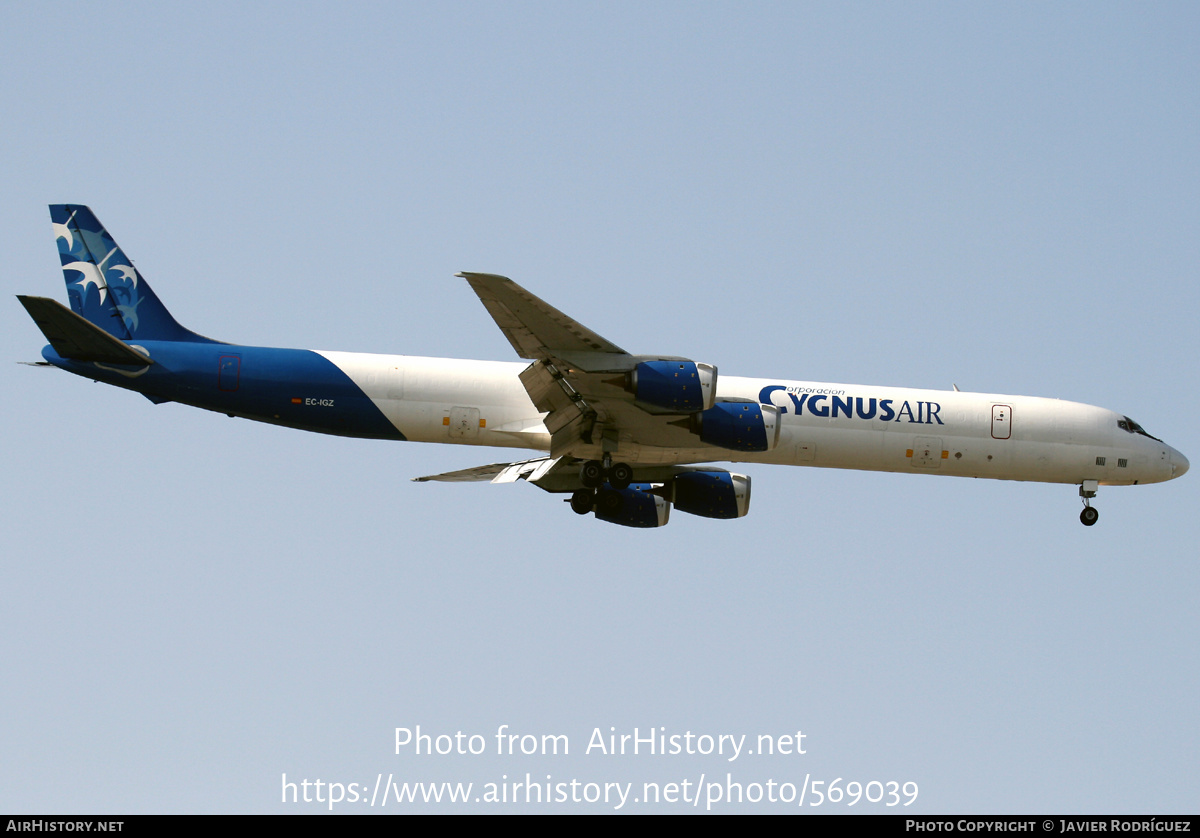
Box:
17, 295, 154, 365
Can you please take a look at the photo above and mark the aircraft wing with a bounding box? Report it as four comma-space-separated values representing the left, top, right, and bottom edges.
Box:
459, 272, 627, 360
458, 273, 712, 458
413, 456, 564, 484
412, 455, 677, 494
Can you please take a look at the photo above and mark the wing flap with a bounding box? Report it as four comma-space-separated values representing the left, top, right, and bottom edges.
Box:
412, 456, 565, 485
518, 359, 581, 419
411, 461, 520, 483
518, 360, 601, 457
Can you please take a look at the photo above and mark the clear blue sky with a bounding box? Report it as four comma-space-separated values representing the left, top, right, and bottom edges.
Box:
3, 2, 1197, 813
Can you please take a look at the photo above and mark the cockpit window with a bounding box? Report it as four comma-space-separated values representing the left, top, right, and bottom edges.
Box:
1120, 416, 1162, 442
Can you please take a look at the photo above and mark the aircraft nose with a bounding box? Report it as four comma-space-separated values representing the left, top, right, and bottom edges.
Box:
1172, 448, 1189, 478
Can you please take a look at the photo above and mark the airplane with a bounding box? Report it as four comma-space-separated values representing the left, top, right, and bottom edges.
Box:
18, 204, 1189, 528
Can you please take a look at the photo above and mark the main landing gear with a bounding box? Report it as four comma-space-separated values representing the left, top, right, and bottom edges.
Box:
569, 486, 629, 515
579, 457, 633, 491
1079, 480, 1099, 527
570, 489, 595, 515
570, 457, 635, 515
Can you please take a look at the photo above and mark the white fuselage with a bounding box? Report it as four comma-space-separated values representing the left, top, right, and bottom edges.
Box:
318, 351, 1186, 488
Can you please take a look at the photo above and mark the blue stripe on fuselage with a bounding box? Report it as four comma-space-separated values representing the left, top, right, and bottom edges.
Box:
41, 342, 406, 440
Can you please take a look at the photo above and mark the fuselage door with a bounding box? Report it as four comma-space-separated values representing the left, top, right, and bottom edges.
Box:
910, 436, 944, 468
992, 404, 1012, 440
448, 406, 480, 439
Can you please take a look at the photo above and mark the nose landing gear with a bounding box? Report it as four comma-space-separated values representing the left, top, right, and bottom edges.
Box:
1079, 480, 1099, 526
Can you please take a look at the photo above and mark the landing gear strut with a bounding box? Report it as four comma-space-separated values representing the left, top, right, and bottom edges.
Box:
1079, 480, 1099, 527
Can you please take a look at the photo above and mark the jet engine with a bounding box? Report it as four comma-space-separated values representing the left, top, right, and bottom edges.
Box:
593, 484, 671, 528
689, 401, 781, 453
672, 471, 751, 519
626, 361, 717, 413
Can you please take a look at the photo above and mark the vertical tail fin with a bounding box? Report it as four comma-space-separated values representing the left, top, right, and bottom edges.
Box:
51, 204, 213, 343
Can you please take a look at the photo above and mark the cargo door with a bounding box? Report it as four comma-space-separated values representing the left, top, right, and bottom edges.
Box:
909, 436, 944, 469
447, 406, 480, 439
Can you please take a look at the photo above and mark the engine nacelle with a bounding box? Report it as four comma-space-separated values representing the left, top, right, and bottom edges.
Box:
672, 471, 751, 519
594, 484, 671, 528
626, 361, 717, 413
691, 402, 781, 453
